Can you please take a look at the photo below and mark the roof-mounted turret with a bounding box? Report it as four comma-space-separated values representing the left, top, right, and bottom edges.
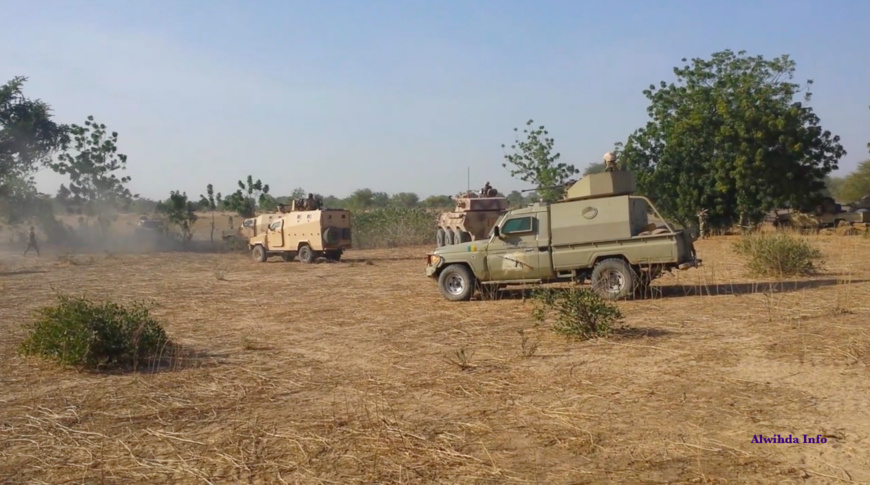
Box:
562, 170, 637, 201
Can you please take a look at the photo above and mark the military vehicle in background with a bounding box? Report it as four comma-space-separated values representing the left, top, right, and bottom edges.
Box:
134, 215, 168, 237
425, 170, 701, 301
248, 197, 352, 263
773, 196, 870, 233
436, 181, 509, 247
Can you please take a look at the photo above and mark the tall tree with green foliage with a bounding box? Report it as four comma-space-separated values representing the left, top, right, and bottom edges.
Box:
223, 175, 271, 218
156, 191, 198, 241
502, 119, 579, 203
51, 115, 136, 234
618, 50, 846, 229
198, 183, 223, 242
837, 160, 870, 203
0, 76, 66, 223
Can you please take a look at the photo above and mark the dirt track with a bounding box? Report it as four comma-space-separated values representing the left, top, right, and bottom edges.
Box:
1, 235, 869, 483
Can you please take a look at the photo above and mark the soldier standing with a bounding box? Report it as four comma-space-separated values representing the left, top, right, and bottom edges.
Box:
697, 209, 708, 239
24, 226, 40, 257
480, 181, 492, 197
603, 152, 618, 172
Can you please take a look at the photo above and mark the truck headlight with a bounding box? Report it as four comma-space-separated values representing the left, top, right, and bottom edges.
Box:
427, 254, 441, 266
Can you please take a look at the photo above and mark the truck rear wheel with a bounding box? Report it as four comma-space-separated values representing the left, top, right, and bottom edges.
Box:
591, 258, 636, 300
252, 245, 267, 263
438, 264, 475, 301
298, 245, 314, 264
281, 252, 295, 262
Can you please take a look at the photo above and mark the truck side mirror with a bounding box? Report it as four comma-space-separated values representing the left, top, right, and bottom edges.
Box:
492, 226, 501, 238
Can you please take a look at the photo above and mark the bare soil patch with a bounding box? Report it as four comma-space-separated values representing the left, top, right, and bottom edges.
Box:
1, 235, 869, 483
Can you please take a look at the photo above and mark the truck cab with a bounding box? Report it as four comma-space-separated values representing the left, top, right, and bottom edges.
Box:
425, 170, 701, 301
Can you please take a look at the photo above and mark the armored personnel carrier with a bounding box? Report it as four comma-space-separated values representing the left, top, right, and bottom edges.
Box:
436, 183, 509, 247
248, 198, 352, 263
425, 170, 700, 301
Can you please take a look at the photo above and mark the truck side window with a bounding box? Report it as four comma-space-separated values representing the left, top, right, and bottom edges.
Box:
501, 216, 533, 234
269, 221, 281, 231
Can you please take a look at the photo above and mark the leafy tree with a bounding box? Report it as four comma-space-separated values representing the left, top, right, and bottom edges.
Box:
156, 191, 198, 241
390, 192, 419, 208
0, 76, 66, 223
50, 115, 136, 234
618, 50, 845, 228
198, 183, 223, 242
290, 187, 306, 199
420, 195, 454, 209
837, 160, 870, 203
823, 175, 846, 200
223, 175, 271, 218
501, 119, 579, 203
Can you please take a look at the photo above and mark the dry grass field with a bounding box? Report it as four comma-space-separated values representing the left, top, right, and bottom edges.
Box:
1, 228, 870, 483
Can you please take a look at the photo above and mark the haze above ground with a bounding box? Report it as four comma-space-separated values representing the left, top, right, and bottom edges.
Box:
2, 0, 868, 201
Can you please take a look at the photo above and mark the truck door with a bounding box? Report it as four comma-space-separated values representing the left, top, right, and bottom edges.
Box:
267, 219, 284, 248
485, 215, 552, 280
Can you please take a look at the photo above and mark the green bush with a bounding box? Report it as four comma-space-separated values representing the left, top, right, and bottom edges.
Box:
732, 232, 823, 277
531, 287, 623, 339
20, 294, 172, 370
351, 207, 436, 249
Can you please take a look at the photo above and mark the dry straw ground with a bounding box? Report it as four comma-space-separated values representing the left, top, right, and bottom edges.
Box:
1, 226, 869, 484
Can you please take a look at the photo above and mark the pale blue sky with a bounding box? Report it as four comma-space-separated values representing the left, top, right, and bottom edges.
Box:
2, 0, 868, 200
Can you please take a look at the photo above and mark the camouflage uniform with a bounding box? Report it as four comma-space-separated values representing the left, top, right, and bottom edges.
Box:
24, 226, 39, 256
480, 182, 492, 197
603, 152, 618, 172
697, 209, 708, 239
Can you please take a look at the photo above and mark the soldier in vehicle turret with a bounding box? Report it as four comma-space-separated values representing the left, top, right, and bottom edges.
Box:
603, 152, 619, 172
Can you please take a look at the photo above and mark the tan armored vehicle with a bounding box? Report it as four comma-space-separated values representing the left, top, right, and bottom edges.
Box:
436, 182, 509, 247
248, 199, 352, 263
425, 170, 701, 301
775, 196, 870, 233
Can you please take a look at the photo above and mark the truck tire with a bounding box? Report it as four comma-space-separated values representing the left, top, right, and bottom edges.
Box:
298, 244, 314, 264
325, 249, 342, 261
281, 252, 295, 262
436, 228, 445, 247
322, 227, 339, 245
252, 245, 267, 263
457, 230, 471, 243
438, 264, 475, 301
590, 258, 636, 300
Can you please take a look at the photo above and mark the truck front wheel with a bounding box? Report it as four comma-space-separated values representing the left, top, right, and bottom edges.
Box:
252, 245, 267, 263
591, 258, 636, 300
438, 264, 475, 301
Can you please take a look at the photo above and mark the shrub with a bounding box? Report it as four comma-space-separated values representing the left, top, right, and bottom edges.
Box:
531, 287, 623, 339
732, 232, 823, 277
351, 207, 436, 249
20, 294, 172, 370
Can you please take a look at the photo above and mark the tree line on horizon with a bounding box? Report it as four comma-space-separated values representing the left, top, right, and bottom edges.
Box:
2, 48, 870, 245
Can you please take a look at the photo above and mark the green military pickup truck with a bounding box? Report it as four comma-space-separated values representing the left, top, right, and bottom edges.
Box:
425, 170, 701, 301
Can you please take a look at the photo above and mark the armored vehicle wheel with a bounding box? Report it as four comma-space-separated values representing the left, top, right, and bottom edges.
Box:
457, 230, 471, 243
298, 245, 314, 264
590, 258, 636, 300
325, 249, 342, 261
436, 228, 445, 247
444, 229, 454, 246
252, 245, 267, 263
438, 264, 475, 301
281, 252, 295, 262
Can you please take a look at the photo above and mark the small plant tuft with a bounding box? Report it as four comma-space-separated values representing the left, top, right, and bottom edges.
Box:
732, 232, 823, 277
531, 287, 622, 340
445, 346, 475, 370
20, 294, 172, 371
517, 329, 539, 357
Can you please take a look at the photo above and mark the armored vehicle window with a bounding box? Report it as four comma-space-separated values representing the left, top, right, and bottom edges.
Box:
243, 219, 255, 228
269, 220, 282, 231
501, 216, 533, 234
